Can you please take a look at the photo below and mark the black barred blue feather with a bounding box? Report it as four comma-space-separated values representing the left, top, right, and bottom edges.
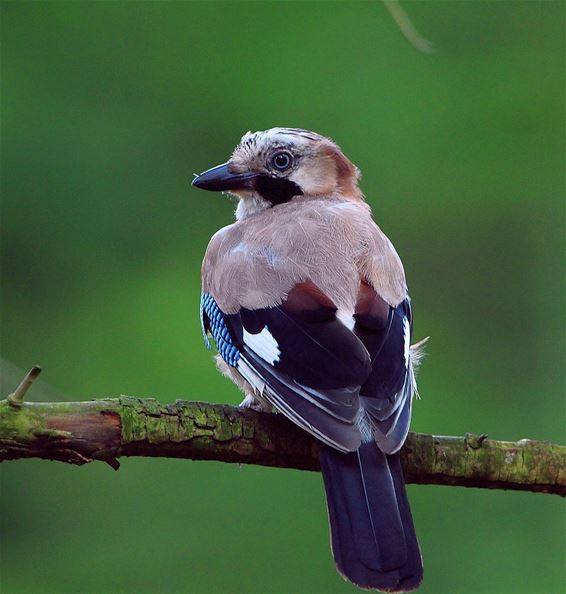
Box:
200, 292, 240, 367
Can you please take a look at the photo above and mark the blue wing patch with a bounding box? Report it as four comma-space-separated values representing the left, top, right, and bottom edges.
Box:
200, 292, 240, 367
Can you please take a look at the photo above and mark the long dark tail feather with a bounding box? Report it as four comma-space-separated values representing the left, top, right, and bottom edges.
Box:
319, 442, 423, 592
387, 452, 423, 592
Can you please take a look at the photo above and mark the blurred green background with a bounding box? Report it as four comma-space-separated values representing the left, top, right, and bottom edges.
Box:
1, 1, 564, 593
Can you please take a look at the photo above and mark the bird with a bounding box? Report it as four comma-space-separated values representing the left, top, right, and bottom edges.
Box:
192, 127, 424, 592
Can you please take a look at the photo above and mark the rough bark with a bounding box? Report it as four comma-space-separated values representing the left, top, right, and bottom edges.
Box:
1, 395, 564, 496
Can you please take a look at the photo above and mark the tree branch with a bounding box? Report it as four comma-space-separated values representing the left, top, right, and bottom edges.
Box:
1, 391, 564, 496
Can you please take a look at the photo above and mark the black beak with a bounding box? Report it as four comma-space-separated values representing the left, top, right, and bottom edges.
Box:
192, 162, 258, 192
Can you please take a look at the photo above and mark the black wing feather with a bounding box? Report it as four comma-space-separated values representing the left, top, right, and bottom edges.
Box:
355, 298, 414, 453
237, 304, 371, 389
223, 302, 372, 452
242, 349, 363, 452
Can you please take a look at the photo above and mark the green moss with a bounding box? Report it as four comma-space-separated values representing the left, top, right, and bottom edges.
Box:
0, 398, 44, 444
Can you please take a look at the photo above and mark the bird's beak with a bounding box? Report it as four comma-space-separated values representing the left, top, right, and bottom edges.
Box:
192, 162, 258, 192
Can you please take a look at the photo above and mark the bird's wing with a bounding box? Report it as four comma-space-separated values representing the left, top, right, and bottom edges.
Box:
353, 281, 416, 454
201, 281, 371, 452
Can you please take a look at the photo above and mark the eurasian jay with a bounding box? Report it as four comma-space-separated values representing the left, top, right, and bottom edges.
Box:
192, 128, 424, 592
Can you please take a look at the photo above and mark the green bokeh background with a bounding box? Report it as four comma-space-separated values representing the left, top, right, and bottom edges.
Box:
1, 2, 564, 593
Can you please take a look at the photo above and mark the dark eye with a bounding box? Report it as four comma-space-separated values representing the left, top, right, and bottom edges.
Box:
272, 151, 292, 171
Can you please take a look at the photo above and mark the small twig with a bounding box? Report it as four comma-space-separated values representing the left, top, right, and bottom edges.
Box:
6, 365, 42, 407
383, 0, 435, 54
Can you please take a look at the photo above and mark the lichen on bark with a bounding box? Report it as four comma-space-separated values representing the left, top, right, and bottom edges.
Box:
1, 395, 564, 496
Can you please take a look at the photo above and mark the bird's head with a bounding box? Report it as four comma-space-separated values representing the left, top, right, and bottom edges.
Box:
192, 128, 362, 219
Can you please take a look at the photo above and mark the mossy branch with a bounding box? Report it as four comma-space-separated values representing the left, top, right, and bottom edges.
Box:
1, 373, 564, 496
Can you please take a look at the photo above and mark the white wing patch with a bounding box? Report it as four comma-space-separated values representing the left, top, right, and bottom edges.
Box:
336, 308, 355, 331
243, 326, 281, 364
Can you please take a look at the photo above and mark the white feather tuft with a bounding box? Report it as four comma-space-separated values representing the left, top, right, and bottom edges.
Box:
409, 336, 429, 372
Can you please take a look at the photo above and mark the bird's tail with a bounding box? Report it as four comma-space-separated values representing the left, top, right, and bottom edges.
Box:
319, 442, 423, 592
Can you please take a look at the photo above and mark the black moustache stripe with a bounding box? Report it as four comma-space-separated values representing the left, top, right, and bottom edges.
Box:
254, 175, 303, 206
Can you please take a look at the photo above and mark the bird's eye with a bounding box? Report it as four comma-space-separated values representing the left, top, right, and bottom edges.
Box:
271, 151, 292, 171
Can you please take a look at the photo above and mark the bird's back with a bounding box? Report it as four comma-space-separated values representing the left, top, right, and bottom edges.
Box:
202, 196, 407, 315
